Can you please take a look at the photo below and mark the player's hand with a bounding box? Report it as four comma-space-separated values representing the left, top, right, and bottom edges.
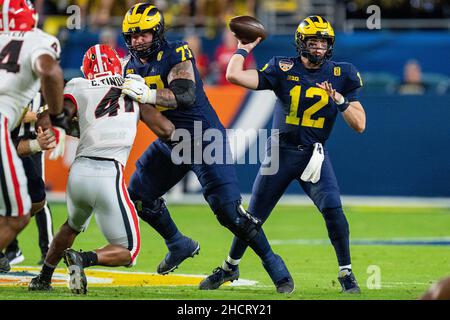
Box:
36, 127, 57, 151
48, 126, 66, 160
316, 81, 344, 104
237, 37, 261, 53
122, 74, 156, 104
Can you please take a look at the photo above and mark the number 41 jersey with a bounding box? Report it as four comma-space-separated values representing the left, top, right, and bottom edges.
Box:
64, 75, 140, 166
257, 57, 363, 146
0, 28, 61, 129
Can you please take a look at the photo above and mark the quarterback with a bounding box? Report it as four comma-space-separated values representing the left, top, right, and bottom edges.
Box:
201, 16, 366, 293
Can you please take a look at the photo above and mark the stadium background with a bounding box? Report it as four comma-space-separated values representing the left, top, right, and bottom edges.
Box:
37, 0, 450, 201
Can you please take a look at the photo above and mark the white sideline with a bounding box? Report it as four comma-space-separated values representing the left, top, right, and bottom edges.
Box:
47, 192, 450, 208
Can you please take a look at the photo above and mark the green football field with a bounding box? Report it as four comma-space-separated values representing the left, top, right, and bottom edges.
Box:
1, 203, 449, 300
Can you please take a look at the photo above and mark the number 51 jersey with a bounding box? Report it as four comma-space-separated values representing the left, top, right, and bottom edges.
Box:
0, 29, 61, 129
64, 75, 140, 166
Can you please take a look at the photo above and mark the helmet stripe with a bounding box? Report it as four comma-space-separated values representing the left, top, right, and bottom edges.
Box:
2, 0, 10, 32
95, 44, 105, 73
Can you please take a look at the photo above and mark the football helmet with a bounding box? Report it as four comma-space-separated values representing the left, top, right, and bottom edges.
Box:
0, 0, 38, 32
295, 15, 335, 65
122, 3, 165, 60
81, 44, 122, 80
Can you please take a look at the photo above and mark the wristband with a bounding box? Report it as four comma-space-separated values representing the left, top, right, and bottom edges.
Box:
336, 97, 350, 112
235, 49, 249, 59
147, 89, 157, 105
29, 139, 42, 154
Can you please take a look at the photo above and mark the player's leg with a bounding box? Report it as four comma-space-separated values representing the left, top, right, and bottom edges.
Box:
32, 152, 54, 264
299, 151, 360, 293
0, 115, 32, 272
61, 160, 141, 294
199, 142, 295, 291
128, 141, 198, 274
192, 142, 294, 293
29, 158, 94, 291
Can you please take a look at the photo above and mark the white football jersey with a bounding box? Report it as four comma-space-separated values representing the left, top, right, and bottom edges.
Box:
0, 28, 61, 129
64, 75, 140, 166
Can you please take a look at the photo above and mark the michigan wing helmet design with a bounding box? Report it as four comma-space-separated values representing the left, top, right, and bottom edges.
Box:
122, 3, 165, 60
295, 15, 335, 65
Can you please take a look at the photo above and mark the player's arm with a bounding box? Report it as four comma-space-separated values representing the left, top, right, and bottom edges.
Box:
139, 104, 175, 141
16, 128, 56, 157
34, 54, 64, 117
122, 60, 196, 109
317, 81, 366, 133
225, 38, 262, 89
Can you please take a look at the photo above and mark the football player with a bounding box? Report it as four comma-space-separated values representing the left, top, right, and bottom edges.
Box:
28, 44, 175, 294
200, 16, 366, 294
0, 0, 67, 273
4, 94, 57, 266
120, 3, 294, 293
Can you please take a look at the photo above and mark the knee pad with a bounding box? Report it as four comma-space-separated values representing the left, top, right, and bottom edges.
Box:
215, 201, 261, 242
134, 197, 167, 222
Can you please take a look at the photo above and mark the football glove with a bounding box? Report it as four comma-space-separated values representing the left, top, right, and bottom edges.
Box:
50, 111, 71, 132
122, 74, 156, 104
48, 126, 66, 160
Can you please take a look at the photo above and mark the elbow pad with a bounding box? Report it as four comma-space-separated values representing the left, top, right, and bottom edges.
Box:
169, 79, 196, 108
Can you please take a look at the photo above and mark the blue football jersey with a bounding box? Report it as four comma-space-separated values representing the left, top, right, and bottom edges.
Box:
124, 40, 225, 136
257, 57, 363, 146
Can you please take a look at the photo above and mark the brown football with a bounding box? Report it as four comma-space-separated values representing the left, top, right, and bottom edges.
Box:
35, 110, 52, 131
229, 16, 267, 44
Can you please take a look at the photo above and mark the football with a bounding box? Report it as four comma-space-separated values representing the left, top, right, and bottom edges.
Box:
35, 110, 52, 131
229, 15, 267, 44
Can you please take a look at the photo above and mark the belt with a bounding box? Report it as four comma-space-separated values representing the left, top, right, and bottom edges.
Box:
80, 156, 116, 162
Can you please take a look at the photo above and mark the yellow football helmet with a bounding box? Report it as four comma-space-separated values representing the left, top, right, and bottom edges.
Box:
295, 16, 335, 65
122, 3, 165, 59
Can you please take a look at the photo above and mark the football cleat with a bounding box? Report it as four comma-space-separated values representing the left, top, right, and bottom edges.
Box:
199, 266, 240, 290
5, 248, 25, 265
28, 274, 53, 291
157, 237, 200, 275
0, 254, 11, 273
262, 254, 295, 294
338, 269, 361, 294
63, 249, 87, 294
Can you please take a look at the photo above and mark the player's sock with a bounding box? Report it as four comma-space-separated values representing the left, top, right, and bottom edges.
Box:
339, 264, 352, 272
79, 251, 98, 268
322, 207, 351, 266
139, 199, 180, 241
247, 229, 277, 264
165, 231, 184, 249
41, 261, 56, 282
229, 236, 249, 261
223, 258, 239, 271
35, 205, 53, 257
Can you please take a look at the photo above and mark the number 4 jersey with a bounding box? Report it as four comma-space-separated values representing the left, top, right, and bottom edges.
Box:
0, 28, 61, 129
64, 75, 140, 166
257, 57, 363, 146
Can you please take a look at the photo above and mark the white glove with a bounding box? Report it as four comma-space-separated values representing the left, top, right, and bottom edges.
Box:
300, 142, 324, 184
122, 74, 156, 104
48, 127, 66, 160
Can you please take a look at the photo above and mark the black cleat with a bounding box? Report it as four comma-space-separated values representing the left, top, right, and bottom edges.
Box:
338, 269, 361, 294
28, 274, 53, 291
63, 249, 87, 294
199, 266, 240, 290
157, 237, 200, 275
275, 277, 295, 294
0, 254, 11, 273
